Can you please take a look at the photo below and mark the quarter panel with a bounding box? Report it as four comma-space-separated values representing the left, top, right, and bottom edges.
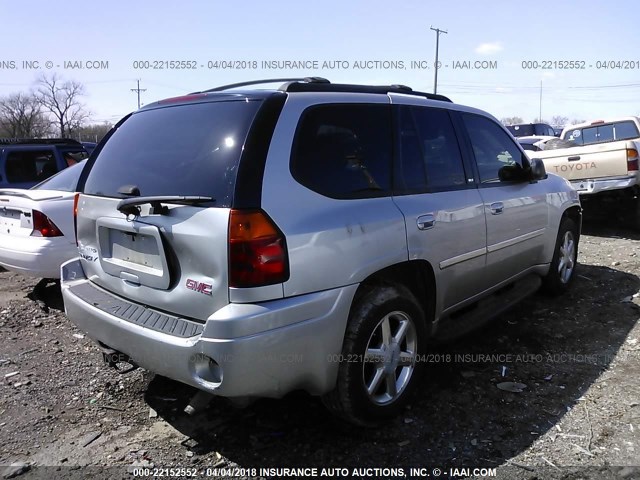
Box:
260, 93, 408, 297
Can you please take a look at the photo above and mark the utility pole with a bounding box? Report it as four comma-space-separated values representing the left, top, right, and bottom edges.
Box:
539, 80, 542, 121
430, 26, 447, 94
131, 79, 146, 109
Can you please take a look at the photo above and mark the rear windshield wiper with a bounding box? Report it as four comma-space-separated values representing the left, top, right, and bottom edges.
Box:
117, 196, 215, 216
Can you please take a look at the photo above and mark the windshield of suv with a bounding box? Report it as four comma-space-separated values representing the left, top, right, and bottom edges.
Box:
82, 100, 262, 207
563, 120, 640, 146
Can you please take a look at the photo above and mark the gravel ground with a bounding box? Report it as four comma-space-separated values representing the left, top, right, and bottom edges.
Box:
0, 213, 639, 480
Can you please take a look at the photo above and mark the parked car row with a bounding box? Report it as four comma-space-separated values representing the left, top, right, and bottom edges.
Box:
516, 117, 640, 229
0, 160, 85, 278
1, 79, 582, 425
0, 138, 90, 189
506, 122, 558, 138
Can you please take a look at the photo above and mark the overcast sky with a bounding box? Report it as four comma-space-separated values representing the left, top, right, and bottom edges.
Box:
1, 0, 638, 125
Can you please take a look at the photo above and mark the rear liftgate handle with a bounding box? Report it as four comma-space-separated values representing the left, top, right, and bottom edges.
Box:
417, 214, 436, 230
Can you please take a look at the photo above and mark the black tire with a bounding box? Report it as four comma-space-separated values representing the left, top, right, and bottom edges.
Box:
632, 197, 640, 232
322, 284, 427, 426
541, 217, 579, 295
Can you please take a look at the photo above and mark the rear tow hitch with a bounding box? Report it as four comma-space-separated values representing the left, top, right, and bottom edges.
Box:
184, 391, 214, 415
99, 344, 139, 374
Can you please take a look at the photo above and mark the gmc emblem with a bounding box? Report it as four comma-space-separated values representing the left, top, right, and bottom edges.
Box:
185, 279, 213, 296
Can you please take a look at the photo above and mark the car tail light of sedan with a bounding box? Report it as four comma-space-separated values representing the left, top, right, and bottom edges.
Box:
32, 210, 63, 237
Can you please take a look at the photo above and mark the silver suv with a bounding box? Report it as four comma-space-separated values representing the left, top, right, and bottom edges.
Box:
61, 78, 581, 425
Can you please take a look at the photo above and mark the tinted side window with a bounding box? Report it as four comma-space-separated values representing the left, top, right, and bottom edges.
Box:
60, 148, 90, 166
291, 104, 392, 199
461, 113, 524, 184
5, 149, 57, 183
395, 106, 466, 193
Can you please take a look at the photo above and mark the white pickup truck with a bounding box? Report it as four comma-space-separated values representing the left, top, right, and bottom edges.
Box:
532, 117, 640, 228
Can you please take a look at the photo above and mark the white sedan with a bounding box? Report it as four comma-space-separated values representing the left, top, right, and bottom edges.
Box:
0, 161, 84, 279
516, 135, 557, 153
517, 135, 576, 155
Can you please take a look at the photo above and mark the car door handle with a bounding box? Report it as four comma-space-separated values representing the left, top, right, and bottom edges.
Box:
568, 156, 581, 162
417, 214, 435, 230
489, 202, 504, 215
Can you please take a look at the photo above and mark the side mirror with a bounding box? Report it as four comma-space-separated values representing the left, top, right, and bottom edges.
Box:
528, 158, 547, 181
498, 164, 524, 182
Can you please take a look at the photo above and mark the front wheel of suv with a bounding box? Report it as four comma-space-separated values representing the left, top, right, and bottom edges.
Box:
541, 217, 579, 295
322, 284, 427, 426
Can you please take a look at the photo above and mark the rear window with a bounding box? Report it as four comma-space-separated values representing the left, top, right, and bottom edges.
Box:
83, 100, 262, 207
506, 125, 535, 137
32, 160, 85, 192
564, 121, 640, 146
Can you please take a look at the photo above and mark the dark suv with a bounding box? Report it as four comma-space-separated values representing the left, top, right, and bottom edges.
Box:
61, 78, 581, 425
0, 138, 90, 189
506, 123, 556, 138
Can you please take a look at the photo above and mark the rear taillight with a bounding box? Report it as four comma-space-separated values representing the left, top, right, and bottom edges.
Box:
228, 210, 289, 288
73, 193, 79, 245
627, 149, 639, 171
32, 210, 63, 238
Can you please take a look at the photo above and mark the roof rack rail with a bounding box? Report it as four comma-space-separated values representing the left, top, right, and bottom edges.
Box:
192, 77, 452, 102
282, 81, 452, 102
0, 138, 83, 146
200, 77, 330, 93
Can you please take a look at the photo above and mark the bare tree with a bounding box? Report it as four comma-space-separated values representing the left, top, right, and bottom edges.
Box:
35, 73, 90, 138
551, 115, 569, 127
533, 118, 550, 124
500, 116, 524, 126
0, 92, 51, 138
77, 122, 113, 142
570, 118, 586, 125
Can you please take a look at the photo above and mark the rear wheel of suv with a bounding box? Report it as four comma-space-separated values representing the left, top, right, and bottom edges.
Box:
322, 284, 427, 426
542, 217, 579, 294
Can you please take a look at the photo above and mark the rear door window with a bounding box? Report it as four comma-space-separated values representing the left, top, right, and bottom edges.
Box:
5, 149, 57, 183
83, 100, 263, 207
290, 104, 392, 199
395, 106, 467, 193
